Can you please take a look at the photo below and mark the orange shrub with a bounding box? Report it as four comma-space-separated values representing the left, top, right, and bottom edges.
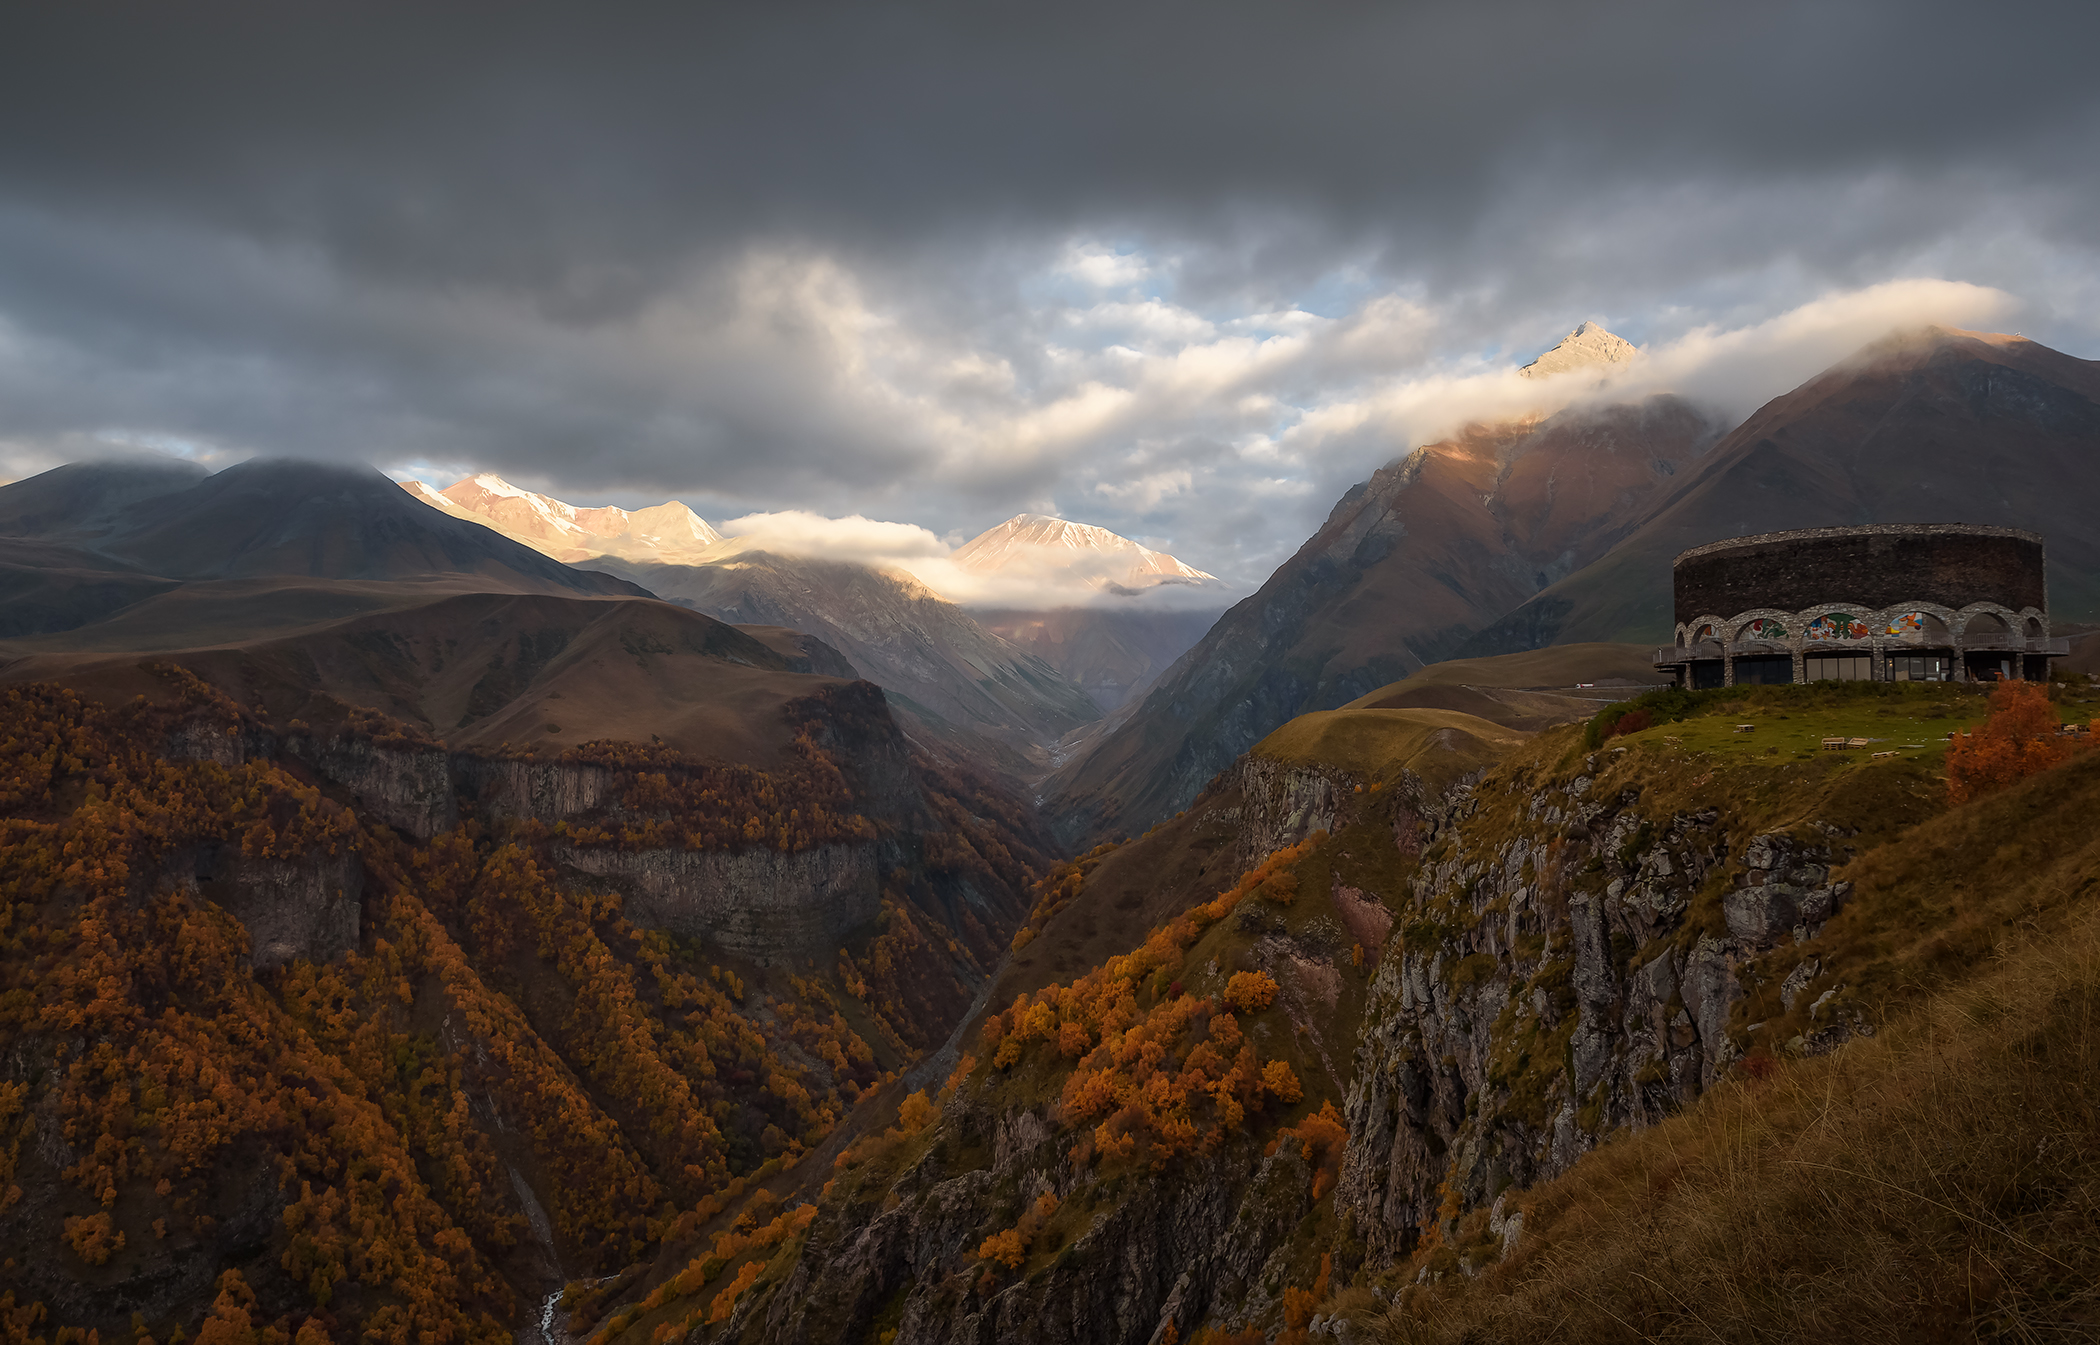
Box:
1262, 1059, 1303, 1103
977, 1191, 1060, 1270
1947, 679, 2074, 804
62, 1212, 122, 1266
1224, 970, 1279, 1014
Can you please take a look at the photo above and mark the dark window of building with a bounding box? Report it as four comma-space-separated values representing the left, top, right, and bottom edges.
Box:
1806, 655, 1874, 682
1966, 653, 2019, 681
1691, 659, 1726, 690
1734, 655, 1794, 685
1889, 654, 1949, 682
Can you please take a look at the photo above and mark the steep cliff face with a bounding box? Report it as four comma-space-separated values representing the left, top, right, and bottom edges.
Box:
287, 734, 459, 835
150, 677, 945, 973
743, 1098, 1322, 1345
215, 850, 365, 969
562, 843, 880, 961
1337, 731, 1913, 1269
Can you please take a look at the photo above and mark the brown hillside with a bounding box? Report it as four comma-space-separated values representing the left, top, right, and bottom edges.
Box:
1, 592, 839, 769
619, 550, 1104, 758
0, 457, 647, 639
1044, 394, 1720, 843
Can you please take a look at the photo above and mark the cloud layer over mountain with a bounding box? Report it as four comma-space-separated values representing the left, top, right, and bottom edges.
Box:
0, 2, 2094, 586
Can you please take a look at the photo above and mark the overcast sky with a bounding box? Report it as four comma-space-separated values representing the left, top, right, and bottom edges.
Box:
1, 1, 2096, 588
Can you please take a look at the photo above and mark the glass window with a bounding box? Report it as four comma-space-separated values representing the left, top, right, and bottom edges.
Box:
1806, 655, 1874, 682
1889, 655, 1949, 682
1733, 655, 1795, 685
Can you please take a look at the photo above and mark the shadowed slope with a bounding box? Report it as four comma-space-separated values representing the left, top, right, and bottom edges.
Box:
0, 457, 648, 640
2, 591, 842, 769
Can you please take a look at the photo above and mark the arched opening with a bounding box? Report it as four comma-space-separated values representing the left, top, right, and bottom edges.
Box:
1964, 611, 2011, 639
2025, 617, 2045, 638
1884, 611, 1949, 642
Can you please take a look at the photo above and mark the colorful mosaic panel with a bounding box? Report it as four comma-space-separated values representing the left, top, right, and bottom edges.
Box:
1739, 617, 1787, 640
1885, 610, 1928, 642
1804, 612, 1870, 641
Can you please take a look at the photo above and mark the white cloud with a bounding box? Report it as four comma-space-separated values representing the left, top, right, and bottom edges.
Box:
1060, 244, 1152, 289
1093, 469, 1192, 511
717, 509, 948, 563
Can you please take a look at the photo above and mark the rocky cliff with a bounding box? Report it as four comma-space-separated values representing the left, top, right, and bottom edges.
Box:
1336, 732, 1914, 1270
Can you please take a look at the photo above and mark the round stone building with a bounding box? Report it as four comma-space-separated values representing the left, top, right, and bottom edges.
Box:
1652, 523, 2070, 689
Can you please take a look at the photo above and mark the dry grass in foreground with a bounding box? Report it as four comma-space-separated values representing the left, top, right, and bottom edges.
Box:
1368, 886, 2100, 1343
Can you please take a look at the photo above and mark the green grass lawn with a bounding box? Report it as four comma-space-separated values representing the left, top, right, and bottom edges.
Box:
1601, 681, 2093, 765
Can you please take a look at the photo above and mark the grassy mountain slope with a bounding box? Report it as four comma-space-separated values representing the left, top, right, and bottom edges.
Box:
603, 672, 2099, 1344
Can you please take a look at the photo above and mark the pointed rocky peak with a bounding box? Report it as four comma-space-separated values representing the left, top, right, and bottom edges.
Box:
1519, 321, 1640, 380
952, 513, 1219, 587
625, 501, 725, 549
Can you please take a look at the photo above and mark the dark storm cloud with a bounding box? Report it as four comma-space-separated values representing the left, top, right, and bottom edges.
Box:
1, 1, 2096, 584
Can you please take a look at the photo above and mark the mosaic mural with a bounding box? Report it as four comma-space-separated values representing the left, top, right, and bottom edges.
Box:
1804, 612, 1870, 641
1739, 617, 1787, 640
1885, 610, 1930, 642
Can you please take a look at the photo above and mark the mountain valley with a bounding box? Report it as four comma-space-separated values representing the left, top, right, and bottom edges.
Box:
3, 322, 2099, 1345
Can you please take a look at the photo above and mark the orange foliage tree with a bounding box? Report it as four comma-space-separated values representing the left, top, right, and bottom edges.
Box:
1946, 680, 2073, 804
0, 669, 1033, 1344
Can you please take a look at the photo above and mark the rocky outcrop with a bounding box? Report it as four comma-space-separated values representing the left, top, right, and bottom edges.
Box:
559, 842, 881, 963
1228, 756, 1348, 867
219, 851, 364, 969
743, 1099, 1322, 1345
1337, 759, 1862, 1267
149, 686, 934, 970
286, 735, 458, 836
453, 755, 616, 824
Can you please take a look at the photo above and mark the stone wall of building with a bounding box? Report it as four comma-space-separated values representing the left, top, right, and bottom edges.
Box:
1673, 525, 2045, 625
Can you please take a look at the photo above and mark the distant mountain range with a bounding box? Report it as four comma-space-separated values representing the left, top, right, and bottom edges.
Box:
403, 473, 725, 565
1047, 324, 2100, 843
0, 457, 645, 643
399, 475, 1219, 604
18, 320, 2088, 836
402, 475, 1228, 754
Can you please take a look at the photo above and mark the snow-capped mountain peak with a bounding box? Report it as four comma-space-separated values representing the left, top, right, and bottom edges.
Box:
399, 474, 722, 565
1518, 321, 1639, 380
952, 513, 1218, 589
